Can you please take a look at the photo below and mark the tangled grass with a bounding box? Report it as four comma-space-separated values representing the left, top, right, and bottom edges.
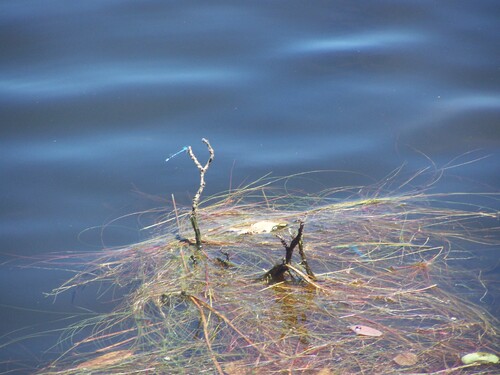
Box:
37, 167, 499, 374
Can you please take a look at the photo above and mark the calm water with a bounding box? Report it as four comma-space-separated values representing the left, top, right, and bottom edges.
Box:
1, 1, 499, 372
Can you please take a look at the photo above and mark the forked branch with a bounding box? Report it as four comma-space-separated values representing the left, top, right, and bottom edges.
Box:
261, 221, 312, 283
187, 138, 214, 249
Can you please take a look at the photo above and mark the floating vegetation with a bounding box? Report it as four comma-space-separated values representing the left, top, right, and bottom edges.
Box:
349, 324, 383, 337
461, 352, 499, 365
33, 145, 499, 374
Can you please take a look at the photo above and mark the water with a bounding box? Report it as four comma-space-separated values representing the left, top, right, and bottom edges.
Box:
1, 1, 499, 372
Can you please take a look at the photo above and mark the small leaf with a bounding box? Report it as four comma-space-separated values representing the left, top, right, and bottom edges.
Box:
349, 325, 383, 337
461, 352, 499, 365
393, 352, 418, 366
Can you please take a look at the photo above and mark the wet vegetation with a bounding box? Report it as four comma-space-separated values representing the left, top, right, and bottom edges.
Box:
34, 142, 499, 374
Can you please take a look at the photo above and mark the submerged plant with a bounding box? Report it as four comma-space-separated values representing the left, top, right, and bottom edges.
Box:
30, 156, 500, 374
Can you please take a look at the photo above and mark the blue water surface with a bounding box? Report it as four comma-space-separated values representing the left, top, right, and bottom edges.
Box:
1, 1, 499, 372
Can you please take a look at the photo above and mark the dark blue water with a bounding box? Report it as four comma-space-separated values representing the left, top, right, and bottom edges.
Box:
1, 1, 499, 372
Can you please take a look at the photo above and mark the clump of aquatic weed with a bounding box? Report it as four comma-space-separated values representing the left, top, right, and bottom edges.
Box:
39, 163, 499, 374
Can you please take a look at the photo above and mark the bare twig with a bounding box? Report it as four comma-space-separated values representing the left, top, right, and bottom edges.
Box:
262, 221, 307, 283
187, 138, 214, 249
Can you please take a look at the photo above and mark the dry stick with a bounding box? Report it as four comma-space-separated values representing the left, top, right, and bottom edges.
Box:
189, 296, 225, 375
187, 138, 214, 250
262, 221, 307, 282
275, 221, 305, 264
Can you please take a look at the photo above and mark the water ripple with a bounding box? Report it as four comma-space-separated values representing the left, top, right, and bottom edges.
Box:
0, 63, 247, 97
286, 30, 425, 54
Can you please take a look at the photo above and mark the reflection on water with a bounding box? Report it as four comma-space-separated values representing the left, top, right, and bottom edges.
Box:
0, 0, 499, 371
287, 30, 425, 54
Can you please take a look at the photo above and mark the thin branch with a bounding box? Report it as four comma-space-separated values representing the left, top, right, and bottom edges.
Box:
187, 138, 214, 249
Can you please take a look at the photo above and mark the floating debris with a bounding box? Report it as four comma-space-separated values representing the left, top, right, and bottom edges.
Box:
393, 352, 418, 366
349, 324, 383, 337
228, 220, 287, 235
461, 352, 499, 365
